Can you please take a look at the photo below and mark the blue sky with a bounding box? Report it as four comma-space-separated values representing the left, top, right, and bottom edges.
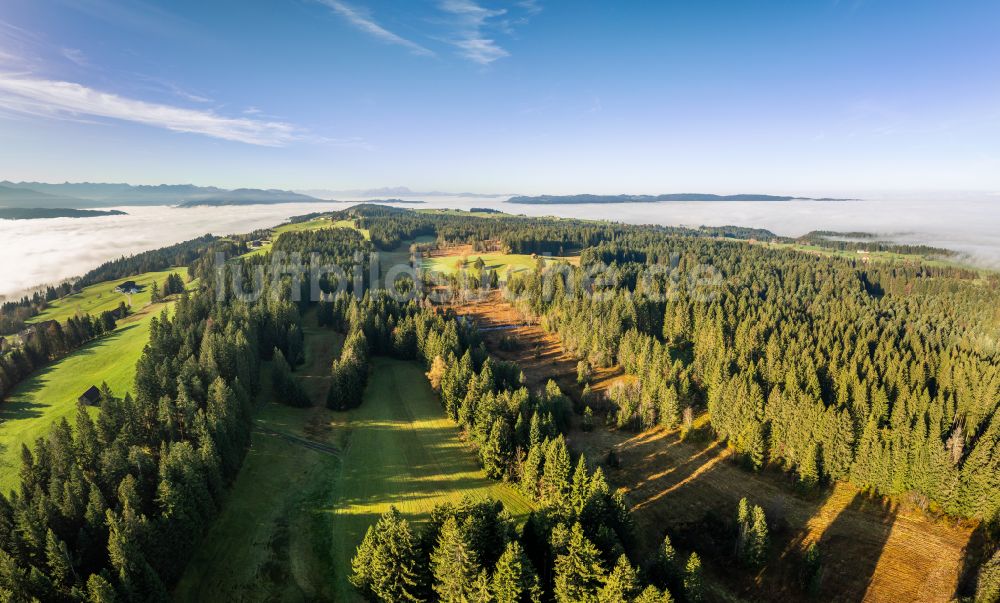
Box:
0, 0, 998, 194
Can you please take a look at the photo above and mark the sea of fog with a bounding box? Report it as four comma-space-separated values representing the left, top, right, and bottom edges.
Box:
1, 195, 998, 300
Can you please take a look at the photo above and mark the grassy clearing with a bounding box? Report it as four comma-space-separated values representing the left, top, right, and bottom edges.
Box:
242, 218, 369, 258
375, 235, 435, 276
171, 402, 343, 602
0, 303, 170, 492
422, 251, 576, 279
28, 269, 184, 325
330, 219, 370, 241
174, 337, 533, 602
327, 356, 534, 601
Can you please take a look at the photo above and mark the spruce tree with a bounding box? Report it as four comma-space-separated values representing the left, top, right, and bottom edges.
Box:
798, 441, 821, 487
541, 437, 571, 504
492, 541, 540, 603
634, 584, 674, 603
801, 542, 822, 596
977, 548, 1000, 603
750, 505, 769, 568
736, 498, 769, 568
651, 534, 679, 592
471, 570, 493, 603
597, 554, 640, 603
553, 523, 607, 603
683, 553, 703, 603
481, 418, 512, 480
350, 507, 421, 602
86, 573, 117, 603
431, 516, 481, 602
570, 455, 591, 512
44, 529, 72, 591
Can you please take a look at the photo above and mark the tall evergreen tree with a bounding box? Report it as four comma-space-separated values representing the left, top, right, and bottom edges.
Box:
491, 541, 540, 603
683, 553, 703, 603
431, 516, 481, 603
597, 554, 640, 603
350, 507, 421, 602
553, 523, 607, 603
977, 548, 1000, 603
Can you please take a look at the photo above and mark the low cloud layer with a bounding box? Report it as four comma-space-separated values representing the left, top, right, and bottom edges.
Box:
2, 195, 998, 301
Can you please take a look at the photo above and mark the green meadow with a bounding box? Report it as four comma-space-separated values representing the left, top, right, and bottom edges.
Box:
28, 268, 183, 325
174, 348, 533, 602
0, 304, 169, 492
421, 251, 576, 279
327, 356, 533, 600
241, 217, 369, 258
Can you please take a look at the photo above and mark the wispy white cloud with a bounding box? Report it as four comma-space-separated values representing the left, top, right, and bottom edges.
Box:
0, 74, 303, 146
161, 81, 212, 104
317, 0, 434, 57
439, 0, 509, 64
517, 0, 543, 16
60, 48, 90, 67
0, 20, 43, 69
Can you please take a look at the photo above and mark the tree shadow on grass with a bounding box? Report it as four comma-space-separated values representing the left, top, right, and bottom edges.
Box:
955, 521, 993, 600
584, 418, 907, 602
814, 490, 897, 602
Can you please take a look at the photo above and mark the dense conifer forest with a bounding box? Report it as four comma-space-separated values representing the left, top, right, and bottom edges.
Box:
1, 206, 998, 601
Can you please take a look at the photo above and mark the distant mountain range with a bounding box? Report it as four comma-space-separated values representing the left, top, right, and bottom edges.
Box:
0, 181, 325, 208
507, 193, 855, 204
0, 207, 128, 220
298, 187, 505, 199
176, 189, 323, 207
0, 183, 87, 208
0, 182, 856, 209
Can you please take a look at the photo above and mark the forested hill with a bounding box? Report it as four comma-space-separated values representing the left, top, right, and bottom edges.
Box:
0, 208, 127, 220
508, 193, 853, 204
0, 181, 320, 208
291, 204, 780, 251
175, 189, 321, 206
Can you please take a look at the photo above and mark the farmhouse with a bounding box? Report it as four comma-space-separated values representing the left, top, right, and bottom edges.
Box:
115, 280, 140, 294
18, 320, 59, 340
78, 385, 101, 406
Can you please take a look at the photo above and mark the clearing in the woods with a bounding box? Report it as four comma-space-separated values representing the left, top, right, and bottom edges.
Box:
173, 315, 533, 602
422, 250, 578, 280
452, 292, 977, 603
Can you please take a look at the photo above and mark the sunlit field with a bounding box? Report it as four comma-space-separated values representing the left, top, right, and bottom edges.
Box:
0, 303, 170, 492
